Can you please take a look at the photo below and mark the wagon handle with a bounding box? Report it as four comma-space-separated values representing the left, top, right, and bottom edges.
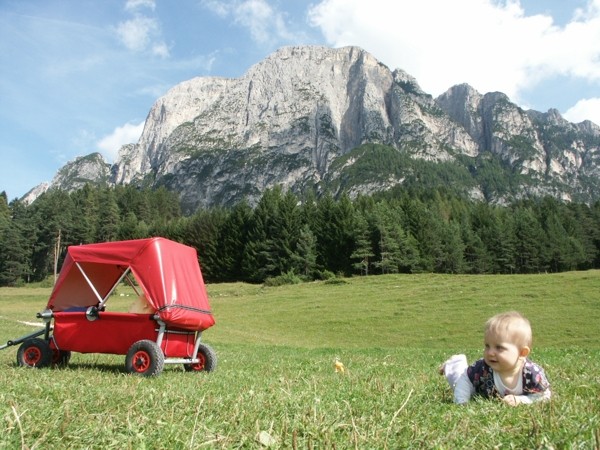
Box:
0, 328, 46, 351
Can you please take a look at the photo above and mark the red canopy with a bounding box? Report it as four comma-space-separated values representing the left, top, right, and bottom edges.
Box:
47, 238, 215, 331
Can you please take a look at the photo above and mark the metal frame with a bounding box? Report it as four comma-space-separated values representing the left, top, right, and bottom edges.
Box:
75, 262, 132, 310
154, 318, 204, 365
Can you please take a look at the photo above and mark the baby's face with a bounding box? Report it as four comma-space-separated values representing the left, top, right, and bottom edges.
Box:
483, 331, 523, 375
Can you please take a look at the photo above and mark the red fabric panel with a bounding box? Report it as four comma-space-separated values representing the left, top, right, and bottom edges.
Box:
133, 239, 215, 330
160, 331, 196, 358
52, 312, 198, 357
52, 312, 157, 355
67, 238, 153, 265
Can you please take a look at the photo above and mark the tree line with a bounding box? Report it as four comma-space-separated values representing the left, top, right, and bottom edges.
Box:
1, 184, 600, 287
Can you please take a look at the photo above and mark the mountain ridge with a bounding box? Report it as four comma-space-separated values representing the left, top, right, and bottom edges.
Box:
23, 45, 600, 211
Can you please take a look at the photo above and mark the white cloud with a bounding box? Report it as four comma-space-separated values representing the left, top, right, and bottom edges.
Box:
235, 0, 278, 43
116, 16, 159, 52
125, 0, 156, 12
152, 41, 170, 58
116, 0, 168, 56
308, 0, 600, 105
201, 0, 230, 17
97, 121, 145, 162
202, 0, 303, 44
564, 98, 600, 126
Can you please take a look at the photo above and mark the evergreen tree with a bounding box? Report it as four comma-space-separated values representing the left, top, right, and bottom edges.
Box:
299, 190, 319, 230
27, 191, 75, 281
407, 201, 444, 272
0, 222, 30, 285
0, 195, 30, 285
148, 187, 181, 225
592, 202, 600, 267
494, 209, 517, 274
397, 230, 420, 273
95, 189, 120, 242
182, 208, 227, 281
271, 189, 302, 275
567, 203, 598, 269
242, 187, 281, 282
220, 200, 252, 281
70, 184, 97, 244
118, 212, 150, 240
291, 224, 318, 279
372, 203, 401, 274
350, 210, 374, 275
542, 208, 586, 272
0, 191, 9, 218
115, 185, 152, 224
314, 193, 356, 275
437, 220, 466, 273
513, 206, 544, 273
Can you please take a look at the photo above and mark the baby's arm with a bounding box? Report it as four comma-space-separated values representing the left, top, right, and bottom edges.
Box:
453, 372, 475, 404
503, 389, 551, 405
504, 362, 552, 405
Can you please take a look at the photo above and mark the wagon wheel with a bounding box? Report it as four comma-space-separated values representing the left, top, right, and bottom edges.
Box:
52, 349, 72, 367
184, 343, 217, 372
125, 340, 164, 377
16, 338, 52, 368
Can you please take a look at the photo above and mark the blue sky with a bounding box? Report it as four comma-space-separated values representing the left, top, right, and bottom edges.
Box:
1, 0, 599, 200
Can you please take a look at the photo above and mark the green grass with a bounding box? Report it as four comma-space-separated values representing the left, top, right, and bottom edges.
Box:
1, 271, 599, 448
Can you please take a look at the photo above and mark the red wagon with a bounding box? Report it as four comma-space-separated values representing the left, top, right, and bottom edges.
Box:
7, 237, 216, 376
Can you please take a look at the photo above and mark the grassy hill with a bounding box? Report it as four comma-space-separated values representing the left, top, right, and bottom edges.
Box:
206, 271, 600, 350
1, 271, 599, 448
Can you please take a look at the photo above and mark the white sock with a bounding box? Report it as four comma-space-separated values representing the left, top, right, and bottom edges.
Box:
442, 354, 468, 388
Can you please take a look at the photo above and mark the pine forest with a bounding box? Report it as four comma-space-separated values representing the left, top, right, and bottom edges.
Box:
1, 183, 600, 287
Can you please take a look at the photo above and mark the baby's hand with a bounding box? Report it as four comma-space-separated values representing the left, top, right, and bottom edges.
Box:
502, 395, 521, 406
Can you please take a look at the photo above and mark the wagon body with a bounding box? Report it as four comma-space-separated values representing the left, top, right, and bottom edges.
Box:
51, 312, 197, 357
9, 237, 217, 376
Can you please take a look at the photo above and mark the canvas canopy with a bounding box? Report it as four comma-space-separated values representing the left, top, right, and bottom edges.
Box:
47, 237, 215, 331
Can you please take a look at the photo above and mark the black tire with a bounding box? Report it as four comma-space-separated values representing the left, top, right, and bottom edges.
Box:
52, 349, 72, 367
125, 340, 164, 376
17, 338, 52, 368
184, 343, 217, 372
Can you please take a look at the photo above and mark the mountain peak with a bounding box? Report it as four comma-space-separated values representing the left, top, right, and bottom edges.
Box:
27, 45, 600, 210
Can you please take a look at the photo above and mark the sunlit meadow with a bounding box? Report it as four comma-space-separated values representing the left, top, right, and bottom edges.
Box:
1, 271, 599, 448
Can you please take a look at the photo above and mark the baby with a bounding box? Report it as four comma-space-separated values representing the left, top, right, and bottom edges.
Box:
128, 294, 156, 314
440, 311, 551, 405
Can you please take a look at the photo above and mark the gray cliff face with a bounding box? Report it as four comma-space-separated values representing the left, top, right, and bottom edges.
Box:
26, 152, 111, 203
30, 45, 600, 210
52, 153, 111, 192
437, 84, 600, 201
110, 46, 480, 209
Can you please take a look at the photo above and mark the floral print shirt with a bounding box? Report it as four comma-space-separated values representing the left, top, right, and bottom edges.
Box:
466, 358, 551, 399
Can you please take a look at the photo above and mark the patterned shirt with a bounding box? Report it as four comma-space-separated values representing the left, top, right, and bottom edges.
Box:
466, 358, 551, 399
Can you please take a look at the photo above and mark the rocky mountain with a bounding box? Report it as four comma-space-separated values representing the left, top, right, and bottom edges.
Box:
28, 45, 600, 211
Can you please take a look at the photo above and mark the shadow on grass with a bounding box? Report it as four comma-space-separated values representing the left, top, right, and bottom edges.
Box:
59, 362, 126, 374
8, 361, 193, 375
7, 361, 125, 374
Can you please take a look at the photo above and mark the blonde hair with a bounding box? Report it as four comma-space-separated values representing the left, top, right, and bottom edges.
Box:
485, 311, 532, 348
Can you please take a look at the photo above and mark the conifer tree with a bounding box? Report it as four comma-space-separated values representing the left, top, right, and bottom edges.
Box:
513, 206, 544, 273
242, 187, 281, 281
182, 208, 227, 281
95, 189, 120, 242
221, 200, 252, 281
292, 224, 318, 279
350, 210, 374, 275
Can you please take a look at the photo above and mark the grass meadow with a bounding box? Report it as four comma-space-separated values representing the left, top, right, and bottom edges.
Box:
0, 271, 599, 449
